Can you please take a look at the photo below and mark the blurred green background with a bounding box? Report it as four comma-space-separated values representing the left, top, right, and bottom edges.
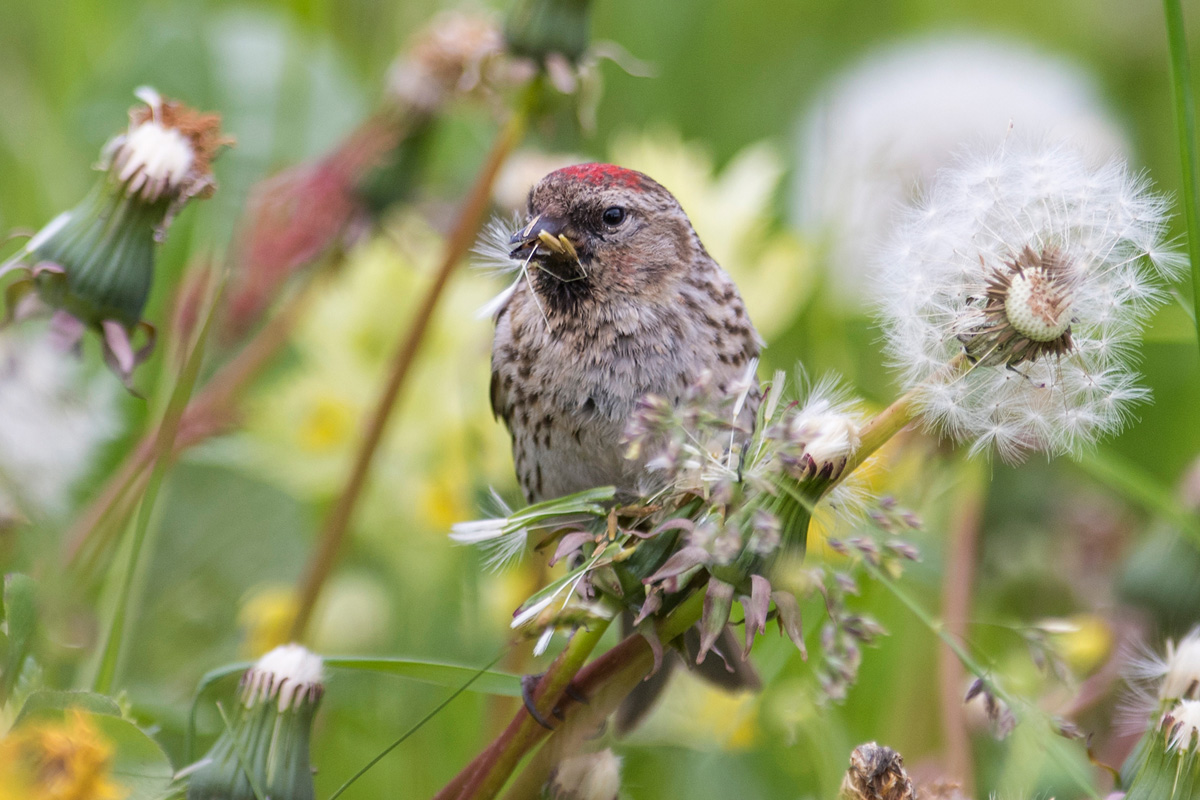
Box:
2, 0, 1199, 798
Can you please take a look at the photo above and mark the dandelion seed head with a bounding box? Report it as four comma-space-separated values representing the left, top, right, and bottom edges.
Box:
877, 140, 1179, 460
793, 34, 1128, 308
104, 87, 228, 206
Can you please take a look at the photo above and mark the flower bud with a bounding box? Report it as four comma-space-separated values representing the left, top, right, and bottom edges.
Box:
504, 0, 592, 67
186, 644, 323, 800
3, 87, 229, 381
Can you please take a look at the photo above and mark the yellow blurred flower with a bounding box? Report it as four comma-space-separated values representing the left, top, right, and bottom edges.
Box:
240, 212, 513, 531
1043, 614, 1113, 676
0, 711, 125, 800
631, 670, 760, 751
238, 584, 299, 657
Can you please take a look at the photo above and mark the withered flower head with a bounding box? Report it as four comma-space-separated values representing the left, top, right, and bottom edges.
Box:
2, 87, 230, 383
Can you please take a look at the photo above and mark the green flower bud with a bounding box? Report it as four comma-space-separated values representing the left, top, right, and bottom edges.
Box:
504, 0, 592, 66
186, 644, 324, 800
2, 87, 229, 381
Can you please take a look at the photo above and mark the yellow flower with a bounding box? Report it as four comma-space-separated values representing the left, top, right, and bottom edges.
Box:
238, 584, 300, 657
1044, 614, 1113, 676
0, 711, 126, 800
631, 670, 760, 751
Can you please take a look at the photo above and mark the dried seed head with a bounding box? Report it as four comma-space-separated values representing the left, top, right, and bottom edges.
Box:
240, 643, 325, 711
960, 246, 1075, 367
839, 742, 915, 800
107, 87, 229, 206
1162, 628, 1200, 703
1166, 699, 1200, 753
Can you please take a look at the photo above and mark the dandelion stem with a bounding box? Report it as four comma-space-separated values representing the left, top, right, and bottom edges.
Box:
288, 81, 541, 641
938, 458, 986, 795
91, 276, 223, 694
1163, 0, 1200, 353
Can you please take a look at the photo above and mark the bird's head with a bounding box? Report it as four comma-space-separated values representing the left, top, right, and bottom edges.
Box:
509, 163, 704, 308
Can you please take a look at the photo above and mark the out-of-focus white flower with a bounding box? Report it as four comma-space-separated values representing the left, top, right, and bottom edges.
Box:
493, 150, 585, 212
876, 141, 1182, 461
0, 329, 120, 519
793, 35, 1128, 309
548, 749, 622, 800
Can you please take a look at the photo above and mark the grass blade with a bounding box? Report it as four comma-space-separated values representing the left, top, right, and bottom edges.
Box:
91, 275, 226, 695
326, 652, 505, 800
1163, 0, 1200, 352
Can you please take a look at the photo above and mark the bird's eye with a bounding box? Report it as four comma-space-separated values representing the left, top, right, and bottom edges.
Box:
601, 206, 626, 226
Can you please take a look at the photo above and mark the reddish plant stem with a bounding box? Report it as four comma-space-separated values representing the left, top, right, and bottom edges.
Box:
938, 458, 985, 794
288, 102, 533, 640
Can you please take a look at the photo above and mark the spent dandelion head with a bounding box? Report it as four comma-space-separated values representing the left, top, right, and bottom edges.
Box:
2, 87, 230, 383
876, 140, 1183, 461
186, 644, 324, 800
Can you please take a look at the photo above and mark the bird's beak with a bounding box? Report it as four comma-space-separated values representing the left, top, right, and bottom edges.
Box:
509, 214, 579, 261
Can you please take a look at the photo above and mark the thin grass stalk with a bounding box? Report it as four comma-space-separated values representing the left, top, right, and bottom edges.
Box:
863, 563, 1103, 800
1163, 0, 1200, 351
289, 83, 541, 640
64, 282, 314, 568
91, 276, 225, 694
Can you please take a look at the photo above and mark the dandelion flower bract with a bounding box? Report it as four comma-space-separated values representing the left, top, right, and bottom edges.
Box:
876, 140, 1183, 461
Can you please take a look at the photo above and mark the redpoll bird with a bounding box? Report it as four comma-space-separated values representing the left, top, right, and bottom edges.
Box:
489, 163, 762, 503
487, 163, 764, 729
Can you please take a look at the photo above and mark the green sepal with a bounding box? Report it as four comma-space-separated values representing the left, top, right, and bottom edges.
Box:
30, 180, 168, 329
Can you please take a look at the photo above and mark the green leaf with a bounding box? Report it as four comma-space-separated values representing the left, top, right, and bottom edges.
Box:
2, 572, 36, 705
13, 689, 122, 727
324, 657, 521, 697
1162, 0, 1200, 353
185, 661, 251, 762
94, 714, 176, 800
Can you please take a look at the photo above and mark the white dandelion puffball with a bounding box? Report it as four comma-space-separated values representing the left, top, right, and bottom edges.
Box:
876, 141, 1183, 462
793, 35, 1128, 308
0, 329, 121, 518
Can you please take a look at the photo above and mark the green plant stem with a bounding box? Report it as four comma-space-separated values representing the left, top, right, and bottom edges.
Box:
1163, 0, 1200, 353
92, 278, 223, 694
445, 608, 617, 800
290, 88, 538, 641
